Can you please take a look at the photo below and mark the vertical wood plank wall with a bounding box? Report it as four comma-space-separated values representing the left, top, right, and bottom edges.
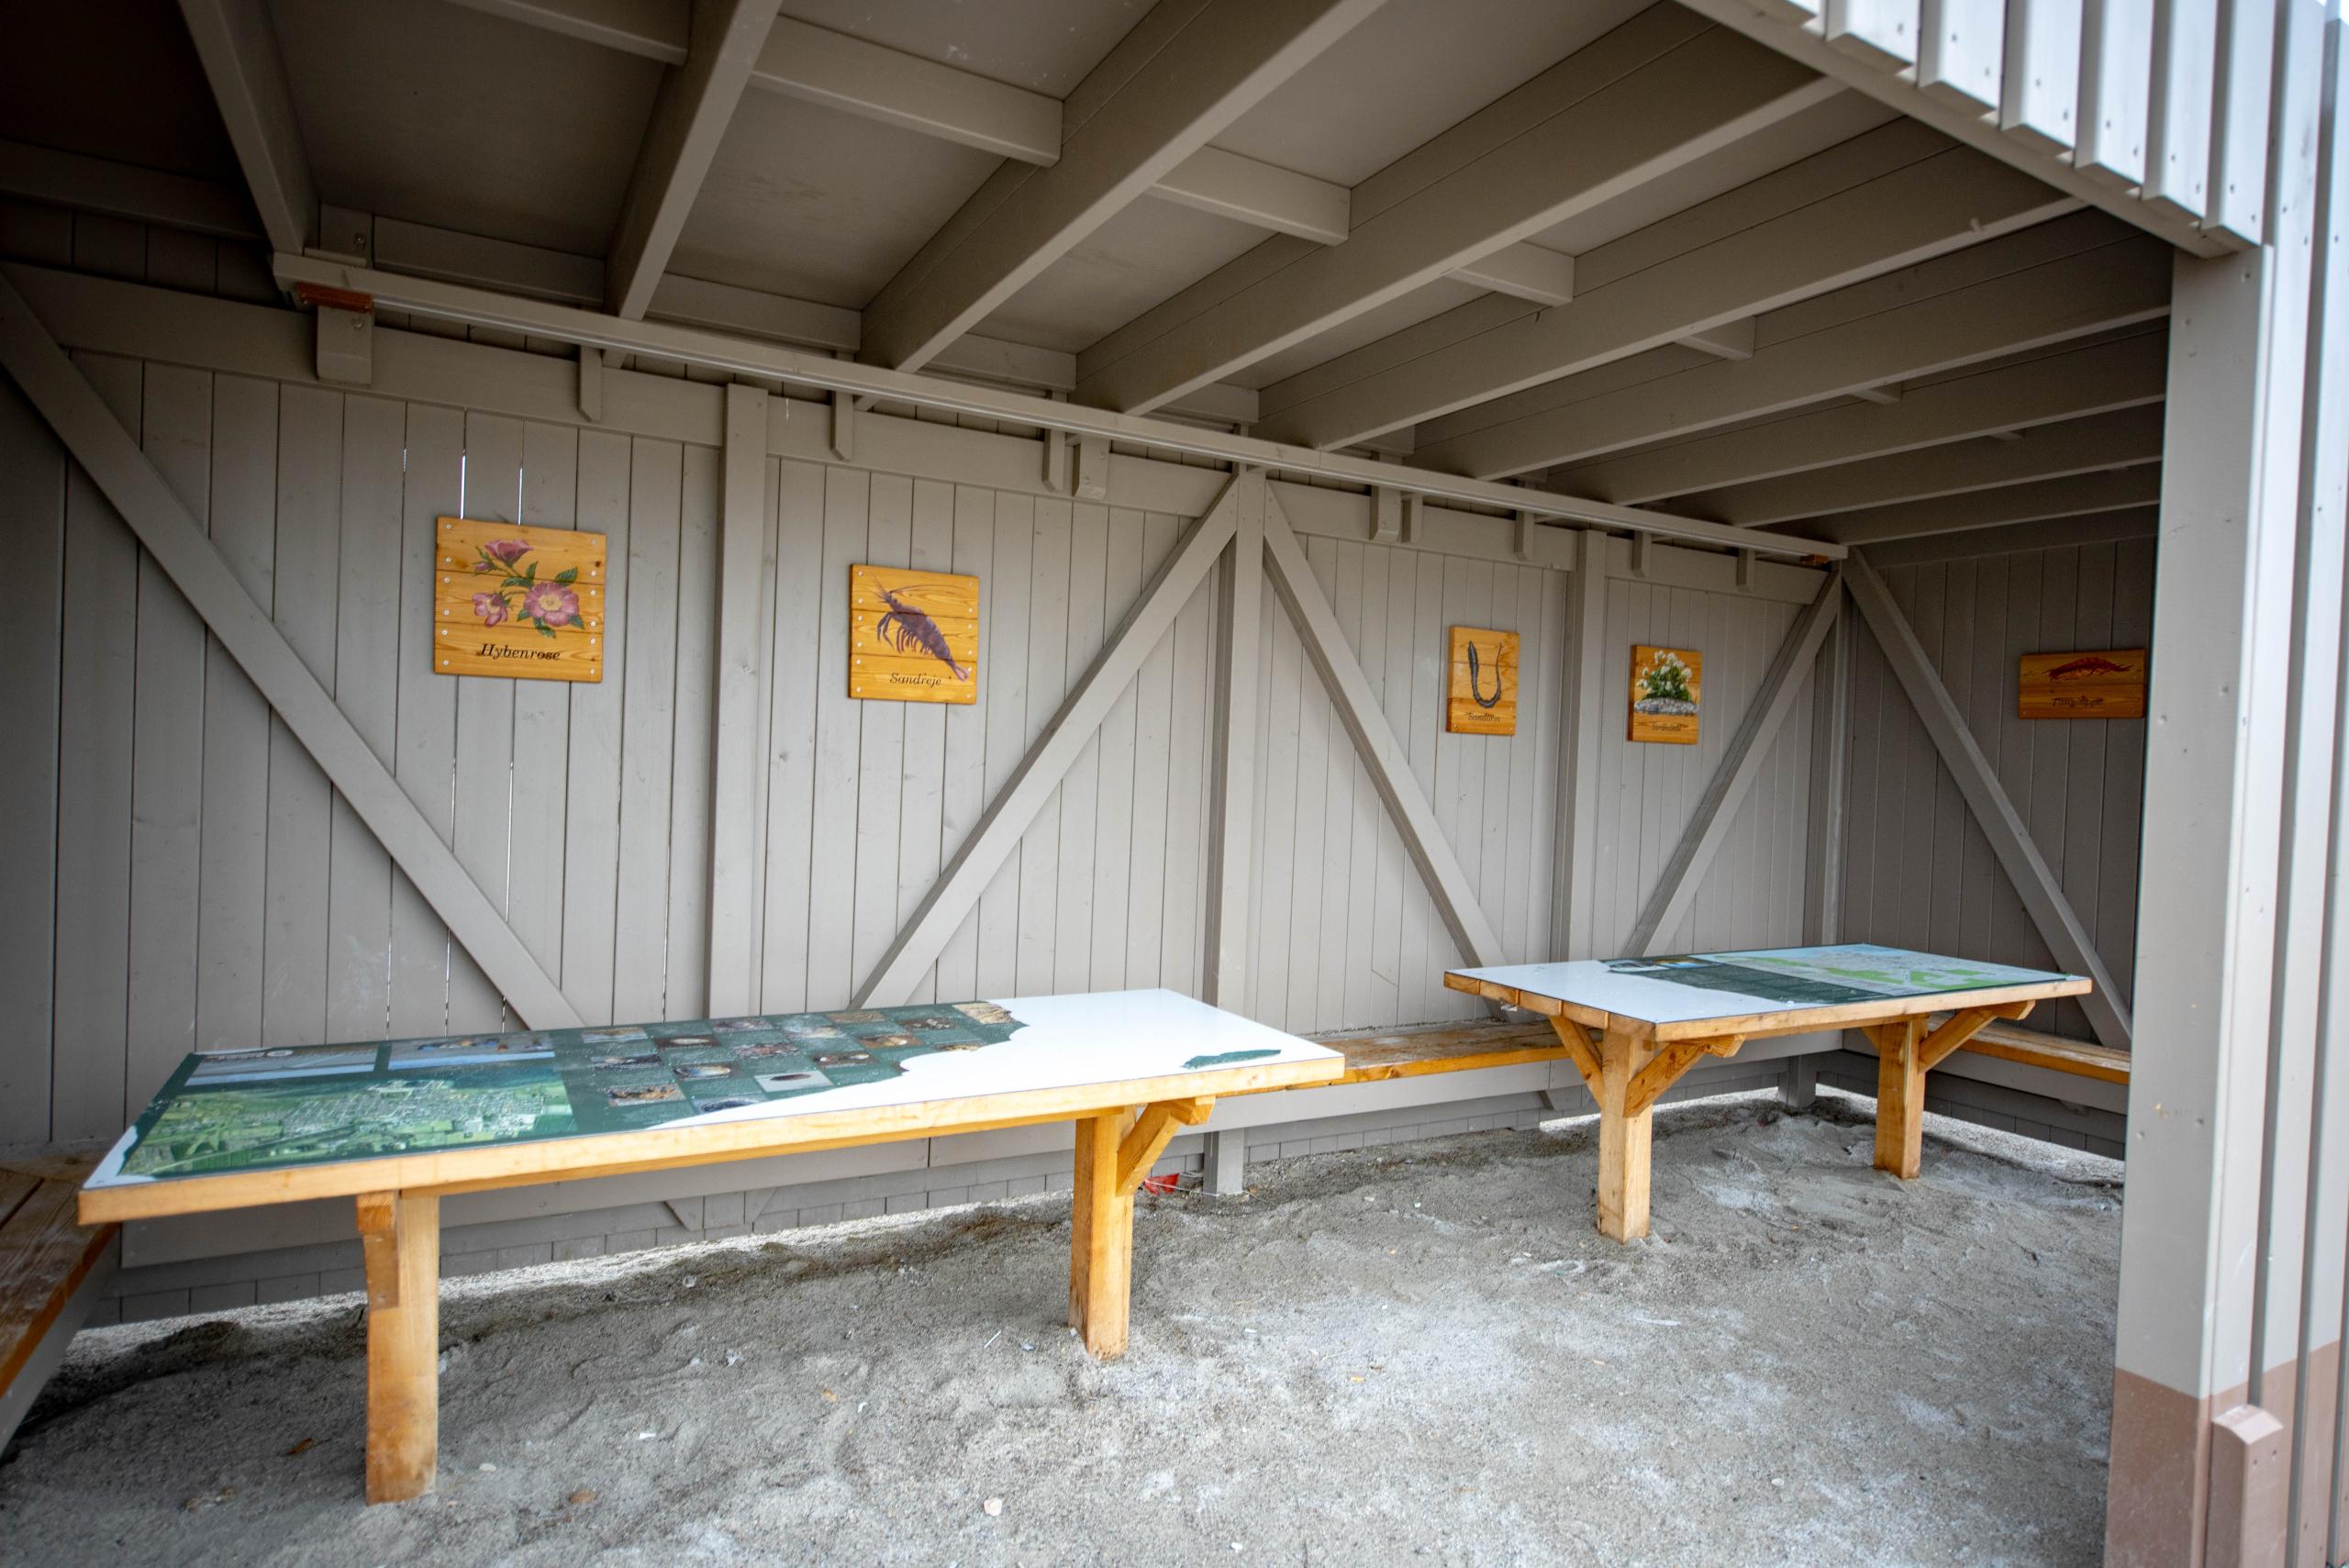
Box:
0, 287, 1831, 1149
1584, 548, 1821, 962
1842, 539, 2154, 1041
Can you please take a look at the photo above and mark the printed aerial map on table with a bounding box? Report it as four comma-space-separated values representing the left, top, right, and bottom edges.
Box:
109, 1003, 1029, 1183
1603, 944, 2067, 1007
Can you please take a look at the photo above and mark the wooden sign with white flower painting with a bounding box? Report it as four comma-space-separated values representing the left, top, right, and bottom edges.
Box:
433, 517, 607, 682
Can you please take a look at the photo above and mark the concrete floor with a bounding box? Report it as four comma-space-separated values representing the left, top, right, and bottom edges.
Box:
2, 1091, 2122, 1566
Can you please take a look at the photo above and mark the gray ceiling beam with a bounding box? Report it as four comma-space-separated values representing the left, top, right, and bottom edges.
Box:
1418, 224, 2171, 480
174, 0, 317, 253
1786, 464, 2164, 545
1259, 143, 2077, 452
603, 0, 774, 320
1074, 8, 1837, 414
1674, 404, 2164, 525
858, 0, 1391, 373
1547, 328, 2167, 504
1246, 117, 1953, 436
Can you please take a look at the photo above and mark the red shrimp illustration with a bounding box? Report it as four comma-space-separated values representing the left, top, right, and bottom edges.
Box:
875, 584, 968, 679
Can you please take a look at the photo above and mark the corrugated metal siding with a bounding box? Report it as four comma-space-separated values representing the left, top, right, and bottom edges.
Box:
1842, 540, 2154, 1041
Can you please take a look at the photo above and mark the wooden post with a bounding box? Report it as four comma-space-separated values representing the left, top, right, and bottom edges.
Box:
357, 1190, 440, 1503
1871, 1017, 1926, 1179
1068, 1109, 1137, 1358
1594, 1025, 1653, 1241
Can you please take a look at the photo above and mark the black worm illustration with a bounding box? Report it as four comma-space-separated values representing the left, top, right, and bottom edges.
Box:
1468, 640, 1503, 707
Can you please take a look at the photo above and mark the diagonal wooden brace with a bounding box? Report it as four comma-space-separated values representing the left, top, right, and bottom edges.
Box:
1544, 1018, 1604, 1093
1918, 1001, 2034, 1072
1116, 1098, 1214, 1195
1626, 1033, 1746, 1117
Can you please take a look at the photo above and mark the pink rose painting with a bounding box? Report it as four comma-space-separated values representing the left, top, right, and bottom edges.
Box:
468, 537, 585, 639
521, 581, 580, 628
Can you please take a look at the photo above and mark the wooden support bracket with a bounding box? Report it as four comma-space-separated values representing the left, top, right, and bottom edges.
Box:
1626, 1033, 1745, 1116
1545, 1016, 1603, 1092
1116, 1098, 1213, 1195
1918, 1001, 2031, 1072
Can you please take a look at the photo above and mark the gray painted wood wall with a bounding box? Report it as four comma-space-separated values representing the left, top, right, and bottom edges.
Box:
1842, 538, 2154, 1041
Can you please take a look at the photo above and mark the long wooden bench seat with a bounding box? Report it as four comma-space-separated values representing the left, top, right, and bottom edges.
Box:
1950, 1018, 2131, 1084
1227, 1021, 1570, 1093
0, 1147, 119, 1451
1845, 1015, 2131, 1085
1239, 1015, 2128, 1096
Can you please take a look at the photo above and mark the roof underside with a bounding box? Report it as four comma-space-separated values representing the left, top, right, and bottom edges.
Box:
2, 0, 2181, 553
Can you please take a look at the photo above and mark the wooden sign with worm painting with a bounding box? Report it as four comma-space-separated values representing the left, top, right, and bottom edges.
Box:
1446, 627, 1519, 735
850, 564, 979, 705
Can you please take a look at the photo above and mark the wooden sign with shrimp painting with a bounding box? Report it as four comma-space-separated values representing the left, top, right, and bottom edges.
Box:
434, 517, 607, 682
2018, 648, 2147, 718
850, 564, 978, 704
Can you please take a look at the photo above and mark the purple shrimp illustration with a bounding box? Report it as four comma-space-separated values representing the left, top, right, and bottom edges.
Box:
875, 584, 968, 679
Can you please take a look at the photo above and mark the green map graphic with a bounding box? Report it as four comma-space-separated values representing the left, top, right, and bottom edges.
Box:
117, 1003, 1028, 1182
1601, 944, 2067, 1007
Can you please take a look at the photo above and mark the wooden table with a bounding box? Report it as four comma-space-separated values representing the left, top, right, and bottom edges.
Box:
80, 989, 1340, 1504
1446, 944, 2089, 1241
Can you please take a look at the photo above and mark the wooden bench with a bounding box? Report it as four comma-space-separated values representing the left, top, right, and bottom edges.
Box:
1208, 1008, 2131, 1201
0, 1148, 119, 1451
1233, 1013, 2127, 1105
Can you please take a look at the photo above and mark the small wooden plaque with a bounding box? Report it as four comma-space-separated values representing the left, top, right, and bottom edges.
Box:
433, 518, 606, 682
1446, 628, 1519, 735
2019, 648, 2147, 719
850, 563, 979, 704
1631, 644, 1701, 744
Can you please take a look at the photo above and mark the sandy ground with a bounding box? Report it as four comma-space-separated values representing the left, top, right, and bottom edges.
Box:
3, 1091, 2122, 1567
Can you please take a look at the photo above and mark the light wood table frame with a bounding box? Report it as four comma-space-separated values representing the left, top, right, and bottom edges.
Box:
82, 1014, 1336, 1505
1447, 952, 2089, 1242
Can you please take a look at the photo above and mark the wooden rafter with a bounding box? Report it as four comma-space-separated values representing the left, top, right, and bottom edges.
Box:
0, 269, 584, 1030
1077, 8, 1838, 416
1551, 329, 2169, 506
1414, 228, 2171, 482
174, 0, 316, 254
604, 0, 774, 320
1679, 404, 2164, 527
859, 0, 1390, 373
1272, 143, 2081, 453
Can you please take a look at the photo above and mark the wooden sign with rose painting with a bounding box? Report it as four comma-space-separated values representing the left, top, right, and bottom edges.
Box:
434, 518, 607, 682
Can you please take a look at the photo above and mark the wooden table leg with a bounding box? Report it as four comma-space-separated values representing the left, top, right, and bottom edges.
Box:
1595, 1025, 1654, 1242
357, 1190, 440, 1504
1871, 1018, 1927, 1179
1069, 1109, 1137, 1359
